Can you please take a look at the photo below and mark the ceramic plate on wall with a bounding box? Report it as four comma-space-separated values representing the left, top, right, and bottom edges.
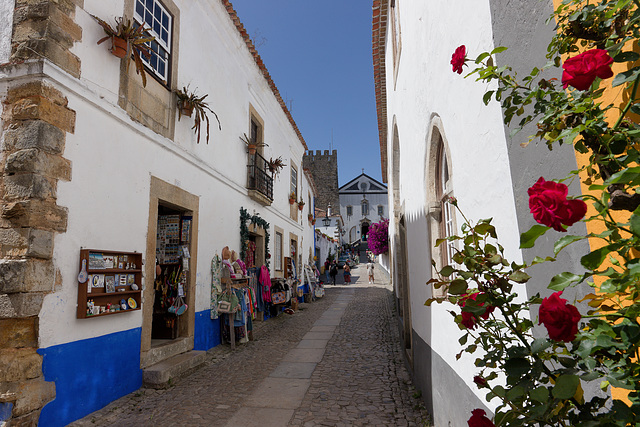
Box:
127, 298, 137, 309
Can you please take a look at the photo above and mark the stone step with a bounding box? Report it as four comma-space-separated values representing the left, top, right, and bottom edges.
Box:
142, 350, 207, 389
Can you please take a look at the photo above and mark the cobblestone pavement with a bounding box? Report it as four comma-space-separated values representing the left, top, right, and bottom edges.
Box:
71, 263, 430, 426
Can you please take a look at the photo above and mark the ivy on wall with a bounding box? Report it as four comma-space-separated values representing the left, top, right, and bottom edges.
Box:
240, 207, 270, 269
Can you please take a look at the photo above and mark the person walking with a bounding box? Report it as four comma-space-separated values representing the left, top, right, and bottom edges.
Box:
329, 260, 338, 286
367, 261, 375, 284
343, 263, 351, 285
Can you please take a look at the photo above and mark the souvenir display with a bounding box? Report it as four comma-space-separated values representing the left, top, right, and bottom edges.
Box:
77, 249, 142, 319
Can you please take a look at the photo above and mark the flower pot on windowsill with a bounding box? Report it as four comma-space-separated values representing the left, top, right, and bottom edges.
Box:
110, 36, 128, 58
289, 198, 295, 205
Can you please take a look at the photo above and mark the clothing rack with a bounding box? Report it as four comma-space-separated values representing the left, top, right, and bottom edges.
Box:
221, 277, 248, 350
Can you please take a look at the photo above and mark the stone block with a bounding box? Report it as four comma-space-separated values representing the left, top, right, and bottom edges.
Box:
50, 5, 82, 42
1, 201, 68, 232
0, 258, 55, 294
5, 81, 68, 108
0, 349, 43, 382
0, 229, 28, 249
3, 174, 56, 201
9, 409, 41, 427
0, 317, 38, 348
26, 229, 54, 259
1, 378, 55, 417
6, 293, 46, 318
9, 96, 75, 133
5, 149, 72, 181
2, 120, 66, 155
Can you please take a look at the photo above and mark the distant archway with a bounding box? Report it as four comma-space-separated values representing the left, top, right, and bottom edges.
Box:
361, 222, 370, 241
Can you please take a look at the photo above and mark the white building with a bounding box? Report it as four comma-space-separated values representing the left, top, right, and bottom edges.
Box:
339, 173, 388, 245
0, 0, 317, 424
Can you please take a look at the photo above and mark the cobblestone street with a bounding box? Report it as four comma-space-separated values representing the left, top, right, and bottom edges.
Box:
71, 263, 430, 426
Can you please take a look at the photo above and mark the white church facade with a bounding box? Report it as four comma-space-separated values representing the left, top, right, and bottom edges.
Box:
339, 173, 388, 245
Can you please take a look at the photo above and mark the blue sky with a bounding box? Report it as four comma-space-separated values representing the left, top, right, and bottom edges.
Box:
230, 0, 383, 186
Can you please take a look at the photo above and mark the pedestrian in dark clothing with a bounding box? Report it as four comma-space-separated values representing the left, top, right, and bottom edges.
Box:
329, 261, 338, 285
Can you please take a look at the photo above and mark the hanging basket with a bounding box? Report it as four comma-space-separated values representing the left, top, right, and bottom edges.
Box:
110, 36, 128, 58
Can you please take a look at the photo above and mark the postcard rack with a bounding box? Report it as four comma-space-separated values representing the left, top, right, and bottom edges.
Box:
77, 248, 143, 319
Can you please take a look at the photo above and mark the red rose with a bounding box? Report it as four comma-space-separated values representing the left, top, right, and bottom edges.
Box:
473, 375, 487, 388
459, 293, 495, 330
468, 409, 495, 427
451, 45, 466, 74
562, 48, 614, 91
539, 291, 581, 342
528, 177, 587, 232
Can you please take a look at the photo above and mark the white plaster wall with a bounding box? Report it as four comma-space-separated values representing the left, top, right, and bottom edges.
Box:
0, 0, 14, 64
385, 0, 524, 405
38, 0, 313, 348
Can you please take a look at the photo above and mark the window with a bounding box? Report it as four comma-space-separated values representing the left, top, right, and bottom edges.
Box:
290, 165, 298, 199
361, 200, 369, 216
378, 205, 384, 216
134, 0, 172, 82
275, 231, 283, 271
346, 206, 353, 217
437, 144, 455, 265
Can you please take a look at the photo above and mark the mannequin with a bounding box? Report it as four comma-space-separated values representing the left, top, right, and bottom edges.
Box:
221, 246, 236, 278
231, 250, 247, 277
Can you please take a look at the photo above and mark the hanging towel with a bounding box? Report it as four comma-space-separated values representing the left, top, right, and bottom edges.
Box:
259, 265, 272, 303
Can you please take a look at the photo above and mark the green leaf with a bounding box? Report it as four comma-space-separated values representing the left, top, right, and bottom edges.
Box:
509, 270, 531, 283
491, 46, 508, 55
530, 386, 549, 403
520, 225, 550, 249
448, 279, 468, 295
581, 247, 610, 270
612, 67, 640, 88
631, 211, 640, 237
531, 337, 552, 354
475, 222, 496, 237
552, 374, 580, 400
483, 91, 494, 105
549, 272, 581, 291
504, 357, 530, 379
603, 166, 640, 186
614, 51, 640, 62
554, 235, 585, 256
440, 265, 455, 277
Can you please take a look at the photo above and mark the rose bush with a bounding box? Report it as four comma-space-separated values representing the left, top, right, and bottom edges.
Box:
561, 48, 614, 91
528, 177, 587, 232
426, 1, 640, 425
538, 291, 581, 342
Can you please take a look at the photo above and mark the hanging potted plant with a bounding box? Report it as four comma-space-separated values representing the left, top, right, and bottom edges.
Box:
92, 15, 155, 87
240, 133, 269, 155
288, 192, 296, 204
308, 213, 314, 223
267, 156, 286, 177
298, 199, 305, 211
175, 86, 221, 144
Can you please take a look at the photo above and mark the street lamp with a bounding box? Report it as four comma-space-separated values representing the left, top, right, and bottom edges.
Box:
323, 204, 332, 227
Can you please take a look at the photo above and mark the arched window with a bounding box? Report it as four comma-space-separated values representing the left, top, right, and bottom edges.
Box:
361, 200, 369, 216
436, 138, 455, 266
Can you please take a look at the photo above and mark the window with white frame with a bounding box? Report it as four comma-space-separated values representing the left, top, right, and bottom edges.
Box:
438, 144, 456, 265
134, 0, 172, 82
361, 200, 369, 216
378, 205, 384, 217
346, 205, 353, 217
290, 165, 298, 199
275, 231, 283, 271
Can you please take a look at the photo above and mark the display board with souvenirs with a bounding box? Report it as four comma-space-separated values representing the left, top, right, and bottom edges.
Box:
76, 249, 142, 318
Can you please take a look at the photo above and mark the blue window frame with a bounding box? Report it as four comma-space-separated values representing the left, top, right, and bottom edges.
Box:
134, 0, 172, 82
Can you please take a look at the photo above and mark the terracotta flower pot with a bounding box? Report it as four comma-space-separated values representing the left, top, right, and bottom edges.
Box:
248, 145, 257, 155
110, 36, 128, 59
289, 198, 295, 205
298, 204, 304, 211
178, 100, 194, 117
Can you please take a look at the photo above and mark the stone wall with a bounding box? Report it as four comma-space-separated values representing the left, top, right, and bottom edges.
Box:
303, 150, 339, 214
0, 0, 80, 424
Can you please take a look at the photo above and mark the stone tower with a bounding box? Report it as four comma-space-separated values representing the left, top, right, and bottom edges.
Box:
303, 150, 339, 213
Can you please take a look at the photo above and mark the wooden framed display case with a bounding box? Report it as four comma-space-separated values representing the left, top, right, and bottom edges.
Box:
77, 249, 143, 318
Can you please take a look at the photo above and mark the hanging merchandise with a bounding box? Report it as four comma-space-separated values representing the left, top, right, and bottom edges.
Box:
211, 253, 222, 319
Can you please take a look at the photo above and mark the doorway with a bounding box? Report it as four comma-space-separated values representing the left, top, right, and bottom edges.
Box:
141, 177, 199, 368
361, 222, 370, 241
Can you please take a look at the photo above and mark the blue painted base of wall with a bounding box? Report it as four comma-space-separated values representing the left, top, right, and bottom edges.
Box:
193, 309, 222, 351
37, 328, 143, 427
